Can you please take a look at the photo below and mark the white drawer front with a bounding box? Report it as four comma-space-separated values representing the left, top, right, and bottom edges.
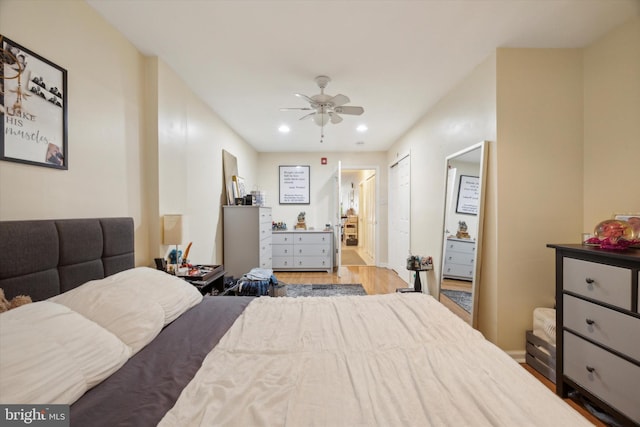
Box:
295, 245, 331, 257
272, 233, 293, 244
443, 263, 473, 279
564, 295, 640, 362
273, 245, 293, 256
294, 233, 332, 245
564, 332, 640, 424
445, 240, 475, 254
258, 258, 272, 269
563, 258, 631, 310
272, 256, 294, 269
445, 252, 475, 265
293, 256, 331, 269
259, 224, 272, 239
259, 209, 272, 224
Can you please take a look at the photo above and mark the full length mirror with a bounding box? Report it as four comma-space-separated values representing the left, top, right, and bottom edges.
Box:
438, 141, 488, 328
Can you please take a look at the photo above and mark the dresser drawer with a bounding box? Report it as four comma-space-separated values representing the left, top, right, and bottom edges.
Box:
258, 222, 272, 239
445, 239, 475, 254
564, 332, 640, 424
273, 245, 293, 256
272, 256, 293, 269
294, 245, 331, 257
445, 252, 475, 265
443, 263, 473, 279
563, 258, 631, 310
564, 295, 640, 362
293, 233, 332, 245
293, 256, 331, 269
272, 232, 293, 244
259, 209, 272, 224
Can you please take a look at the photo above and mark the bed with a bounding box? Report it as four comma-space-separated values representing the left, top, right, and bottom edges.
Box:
0, 217, 592, 426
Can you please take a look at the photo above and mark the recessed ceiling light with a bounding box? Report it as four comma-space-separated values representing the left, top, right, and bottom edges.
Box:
356, 124, 368, 133
278, 125, 290, 133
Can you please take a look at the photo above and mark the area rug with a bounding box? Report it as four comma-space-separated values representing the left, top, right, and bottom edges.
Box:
274, 284, 367, 297
340, 249, 367, 266
440, 289, 472, 313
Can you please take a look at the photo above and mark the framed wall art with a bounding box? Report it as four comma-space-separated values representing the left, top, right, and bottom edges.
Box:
279, 165, 310, 204
455, 175, 480, 215
1, 35, 68, 170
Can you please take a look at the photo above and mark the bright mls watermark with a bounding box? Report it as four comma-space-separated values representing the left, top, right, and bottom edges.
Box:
0, 405, 69, 426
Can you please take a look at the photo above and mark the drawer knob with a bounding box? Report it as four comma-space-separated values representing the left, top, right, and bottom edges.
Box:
586, 366, 595, 373
585, 278, 595, 284
585, 318, 595, 325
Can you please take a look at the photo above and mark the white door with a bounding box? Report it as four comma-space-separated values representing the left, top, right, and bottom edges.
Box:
361, 173, 376, 262
389, 155, 411, 284
334, 161, 342, 276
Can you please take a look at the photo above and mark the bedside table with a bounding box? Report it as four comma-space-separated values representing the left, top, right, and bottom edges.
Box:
176, 265, 225, 295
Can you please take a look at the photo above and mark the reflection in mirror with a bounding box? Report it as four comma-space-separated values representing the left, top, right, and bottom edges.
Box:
438, 141, 488, 328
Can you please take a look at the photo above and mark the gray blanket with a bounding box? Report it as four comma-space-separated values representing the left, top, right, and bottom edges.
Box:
70, 296, 253, 426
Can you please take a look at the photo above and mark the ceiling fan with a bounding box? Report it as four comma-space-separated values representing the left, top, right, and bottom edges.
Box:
280, 75, 364, 142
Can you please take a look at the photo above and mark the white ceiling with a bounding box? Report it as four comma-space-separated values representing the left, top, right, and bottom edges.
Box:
86, 0, 638, 153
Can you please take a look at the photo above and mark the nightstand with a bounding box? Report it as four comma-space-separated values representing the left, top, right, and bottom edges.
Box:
176, 265, 225, 295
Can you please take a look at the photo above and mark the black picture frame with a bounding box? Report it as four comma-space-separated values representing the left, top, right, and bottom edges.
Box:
455, 175, 479, 215
1, 35, 68, 170
279, 165, 310, 204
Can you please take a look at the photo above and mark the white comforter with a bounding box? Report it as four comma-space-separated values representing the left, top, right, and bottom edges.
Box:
160, 293, 591, 426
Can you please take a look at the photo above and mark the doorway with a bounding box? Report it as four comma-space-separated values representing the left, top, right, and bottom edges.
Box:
340, 168, 376, 267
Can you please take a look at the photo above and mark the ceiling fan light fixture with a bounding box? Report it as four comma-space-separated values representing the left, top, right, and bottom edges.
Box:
312, 111, 330, 126
278, 124, 290, 133
356, 124, 368, 133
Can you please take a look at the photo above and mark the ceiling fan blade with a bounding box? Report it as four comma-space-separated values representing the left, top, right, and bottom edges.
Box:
330, 94, 350, 107
299, 112, 315, 120
295, 93, 315, 104
280, 107, 313, 111
334, 106, 364, 115
329, 112, 343, 124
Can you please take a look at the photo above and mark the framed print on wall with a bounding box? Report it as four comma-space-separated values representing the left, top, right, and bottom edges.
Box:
1, 35, 68, 170
456, 175, 480, 215
279, 165, 310, 204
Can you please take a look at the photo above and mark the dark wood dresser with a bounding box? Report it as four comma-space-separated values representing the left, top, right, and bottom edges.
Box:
547, 244, 640, 426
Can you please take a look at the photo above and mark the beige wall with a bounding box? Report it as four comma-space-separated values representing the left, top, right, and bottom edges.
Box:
496, 48, 584, 351
387, 18, 638, 354
256, 151, 388, 264
0, 0, 259, 269
0, 0, 151, 265
156, 60, 258, 266
386, 54, 498, 320
583, 17, 640, 227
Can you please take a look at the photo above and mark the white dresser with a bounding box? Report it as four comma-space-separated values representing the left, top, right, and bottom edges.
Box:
442, 238, 475, 281
272, 231, 333, 273
548, 244, 640, 426
223, 206, 272, 278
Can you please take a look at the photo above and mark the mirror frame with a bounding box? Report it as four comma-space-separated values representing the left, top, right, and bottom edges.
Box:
438, 141, 488, 328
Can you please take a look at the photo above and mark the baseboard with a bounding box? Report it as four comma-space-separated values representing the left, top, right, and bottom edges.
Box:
507, 350, 526, 363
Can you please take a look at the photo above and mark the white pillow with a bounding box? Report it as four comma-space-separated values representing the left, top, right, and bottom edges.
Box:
99, 267, 203, 325
50, 267, 202, 353
0, 301, 131, 404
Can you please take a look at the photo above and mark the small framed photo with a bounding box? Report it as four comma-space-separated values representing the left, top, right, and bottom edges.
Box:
279, 165, 310, 204
1, 35, 68, 170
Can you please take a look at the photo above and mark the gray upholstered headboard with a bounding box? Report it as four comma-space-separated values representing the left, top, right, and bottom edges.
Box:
0, 217, 134, 301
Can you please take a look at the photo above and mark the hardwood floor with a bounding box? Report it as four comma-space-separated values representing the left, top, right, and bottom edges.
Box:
274, 265, 407, 295
274, 266, 602, 426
